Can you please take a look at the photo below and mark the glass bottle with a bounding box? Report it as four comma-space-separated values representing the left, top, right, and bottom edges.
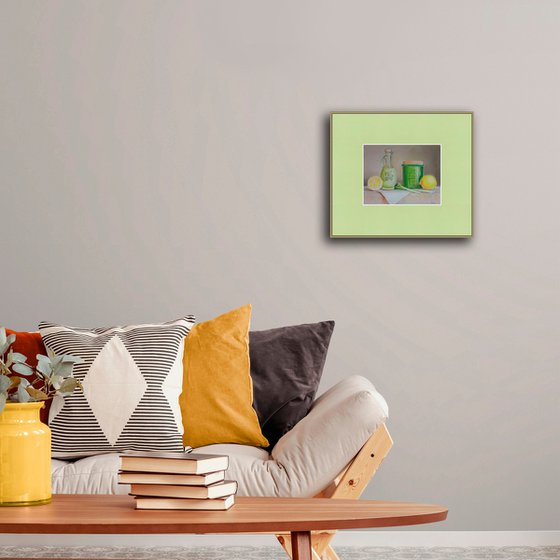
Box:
380, 149, 397, 189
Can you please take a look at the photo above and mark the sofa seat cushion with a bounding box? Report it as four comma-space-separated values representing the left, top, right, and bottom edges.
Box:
51, 444, 271, 496
52, 454, 124, 495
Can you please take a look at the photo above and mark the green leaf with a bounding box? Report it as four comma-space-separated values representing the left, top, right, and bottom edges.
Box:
49, 354, 63, 368
51, 354, 83, 379
0, 329, 7, 355
36, 359, 52, 376
0, 393, 6, 413
26, 387, 49, 401
54, 362, 74, 379
10, 352, 27, 364
61, 354, 84, 365
16, 383, 31, 403
50, 375, 63, 389
5, 334, 15, 348
58, 377, 80, 394
0, 374, 11, 392
12, 363, 34, 377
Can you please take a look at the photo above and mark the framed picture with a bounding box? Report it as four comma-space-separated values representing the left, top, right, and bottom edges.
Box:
330, 112, 472, 238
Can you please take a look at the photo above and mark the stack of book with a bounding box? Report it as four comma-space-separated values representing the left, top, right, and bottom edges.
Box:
118, 451, 236, 510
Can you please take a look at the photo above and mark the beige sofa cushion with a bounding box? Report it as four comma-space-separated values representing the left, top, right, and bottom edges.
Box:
51, 446, 269, 495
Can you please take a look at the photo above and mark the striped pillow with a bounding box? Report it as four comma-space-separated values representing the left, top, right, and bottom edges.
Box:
39, 317, 195, 459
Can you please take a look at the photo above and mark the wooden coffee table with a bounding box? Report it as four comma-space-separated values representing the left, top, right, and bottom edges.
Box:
0, 495, 447, 560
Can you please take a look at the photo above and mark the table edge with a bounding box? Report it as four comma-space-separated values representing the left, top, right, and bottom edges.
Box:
0, 511, 448, 534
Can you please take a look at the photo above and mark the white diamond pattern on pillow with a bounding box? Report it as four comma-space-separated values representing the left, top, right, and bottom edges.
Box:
81, 335, 147, 446
39, 317, 195, 459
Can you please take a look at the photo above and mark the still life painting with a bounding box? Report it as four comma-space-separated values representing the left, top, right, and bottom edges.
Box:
363, 144, 441, 206
331, 112, 472, 238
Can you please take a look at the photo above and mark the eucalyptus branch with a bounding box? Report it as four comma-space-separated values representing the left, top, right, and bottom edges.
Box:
0, 327, 83, 413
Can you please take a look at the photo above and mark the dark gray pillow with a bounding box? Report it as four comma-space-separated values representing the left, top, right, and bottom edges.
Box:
249, 321, 335, 448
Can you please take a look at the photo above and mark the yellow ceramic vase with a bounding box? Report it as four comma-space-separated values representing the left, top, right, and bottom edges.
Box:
0, 402, 51, 506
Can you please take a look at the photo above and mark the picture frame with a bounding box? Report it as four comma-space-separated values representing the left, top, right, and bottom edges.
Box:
330, 112, 472, 238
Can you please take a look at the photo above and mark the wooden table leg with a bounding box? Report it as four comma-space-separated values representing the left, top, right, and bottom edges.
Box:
291, 530, 312, 560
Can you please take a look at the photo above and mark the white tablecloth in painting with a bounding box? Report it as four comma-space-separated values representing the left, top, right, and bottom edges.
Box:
364, 186, 441, 205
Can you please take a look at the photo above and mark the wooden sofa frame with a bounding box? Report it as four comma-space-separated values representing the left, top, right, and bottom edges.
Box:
275, 423, 393, 560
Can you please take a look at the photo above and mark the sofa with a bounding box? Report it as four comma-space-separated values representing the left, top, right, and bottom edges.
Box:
51, 375, 389, 498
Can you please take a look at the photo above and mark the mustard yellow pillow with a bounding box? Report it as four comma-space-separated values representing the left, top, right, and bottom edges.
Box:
179, 304, 269, 448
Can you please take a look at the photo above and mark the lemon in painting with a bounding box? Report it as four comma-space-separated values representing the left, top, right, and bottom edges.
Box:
420, 175, 437, 190
367, 176, 383, 190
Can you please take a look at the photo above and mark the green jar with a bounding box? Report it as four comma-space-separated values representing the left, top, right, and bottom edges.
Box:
402, 161, 424, 189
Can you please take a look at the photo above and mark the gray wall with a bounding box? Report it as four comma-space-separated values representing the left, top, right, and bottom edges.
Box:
1, 0, 559, 531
